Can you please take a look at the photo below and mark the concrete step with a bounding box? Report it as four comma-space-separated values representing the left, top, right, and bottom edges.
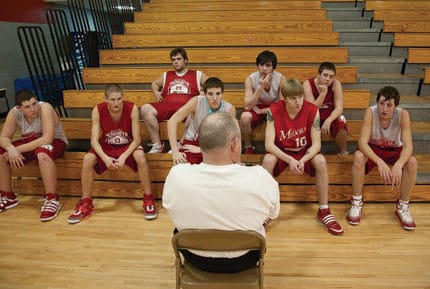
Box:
325, 8, 371, 19
338, 29, 393, 42
333, 20, 383, 30
345, 73, 422, 95
340, 42, 407, 57
322, 2, 365, 9
348, 56, 406, 74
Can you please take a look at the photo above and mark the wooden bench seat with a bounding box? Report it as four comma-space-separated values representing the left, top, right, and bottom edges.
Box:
373, 10, 430, 21
100, 47, 349, 65
383, 21, 430, 33
366, 1, 430, 10
12, 152, 430, 202
394, 33, 430, 47
62, 89, 370, 110
408, 48, 430, 64
112, 32, 339, 48
134, 9, 328, 22
82, 66, 357, 85
425, 68, 430, 84
143, 1, 322, 11
58, 118, 430, 143
124, 20, 334, 34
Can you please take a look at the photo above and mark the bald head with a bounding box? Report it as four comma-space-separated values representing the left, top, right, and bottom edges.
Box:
199, 112, 241, 153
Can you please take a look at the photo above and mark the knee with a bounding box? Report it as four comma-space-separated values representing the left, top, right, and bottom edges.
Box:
239, 112, 252, 126
82, 153, 96, 169
312, 154, 327, 170
262, 154, 277, 173
353, 150, 366, 168
141, 104, 155, 120
36, 151, 52, 164
404, 156, 417, 174
133, 150, 147, 166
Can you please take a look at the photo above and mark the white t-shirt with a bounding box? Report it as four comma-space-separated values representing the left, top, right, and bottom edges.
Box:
163, 162, 280, 258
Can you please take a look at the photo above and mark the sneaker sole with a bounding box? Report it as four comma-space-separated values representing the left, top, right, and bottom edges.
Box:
346, 217, 360, 225
40, 203, 61, 222
67, 210, 95, 224
317, 218, 344, 235
144, 213, 158, 220
5, 201, 19, 210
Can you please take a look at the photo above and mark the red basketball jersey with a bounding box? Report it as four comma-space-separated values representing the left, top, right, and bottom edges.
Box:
97, 100, 134, 148
269, 99, 318, 153
161, 70, 200, 104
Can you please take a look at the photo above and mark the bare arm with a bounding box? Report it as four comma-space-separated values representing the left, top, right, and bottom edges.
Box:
151, 74, 164, 102
244, 75, 266, 110
89, 107, 110, 163
390, 109, 414, 186
303, 78, 326, 108
278, 74, 287, 99
395, 109, 413, 168
357, 108, 381, 164
0, 108, 18, 150
167, 97, 198, 164
301, 110, 322, 164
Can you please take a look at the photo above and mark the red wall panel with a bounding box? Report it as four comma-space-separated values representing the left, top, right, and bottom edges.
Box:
0, 0, 54, 24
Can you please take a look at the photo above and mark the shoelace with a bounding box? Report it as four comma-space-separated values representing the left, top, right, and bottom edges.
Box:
398, 207, 413, 223
349, 203, 362, 217
39, 198, 59, 212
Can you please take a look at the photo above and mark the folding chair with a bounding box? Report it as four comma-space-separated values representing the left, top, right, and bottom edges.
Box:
172, 229, 266, 289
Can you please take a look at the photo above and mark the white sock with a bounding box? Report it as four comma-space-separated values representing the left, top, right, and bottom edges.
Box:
352, 195, 363, 204
398, 199, 409, 209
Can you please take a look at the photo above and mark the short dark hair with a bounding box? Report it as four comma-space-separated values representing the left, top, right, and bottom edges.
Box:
104, 84, 123, 98
15, 89, 36, 106
377, 86, 400, 106
256, 50, 277, 69
203, 77, 224, 93
170, 47, 188, 61
199, 112, 240, 152
318, 62, 336, 75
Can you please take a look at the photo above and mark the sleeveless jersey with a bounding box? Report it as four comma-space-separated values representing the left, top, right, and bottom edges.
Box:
161, 70, 201, 103
97, 101, 134, 147
14, 101, 68, 144
307, 77, 335, 121
269, 100, 318, 152
184, 95, 233, 141
369, 105, 402, 148
250, 71, 282, 105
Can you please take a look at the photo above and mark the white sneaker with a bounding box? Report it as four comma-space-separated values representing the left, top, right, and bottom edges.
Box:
148, 143, 164, 154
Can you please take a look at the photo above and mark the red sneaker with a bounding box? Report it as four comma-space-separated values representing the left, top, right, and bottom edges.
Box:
395, 199, 416, 231
244, 146, 256, 154
143, 193, 157, 220
0, 191, 19, 212
67, 198, 95, 224
318, 208, 344, 235
40, 193, 61, 222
